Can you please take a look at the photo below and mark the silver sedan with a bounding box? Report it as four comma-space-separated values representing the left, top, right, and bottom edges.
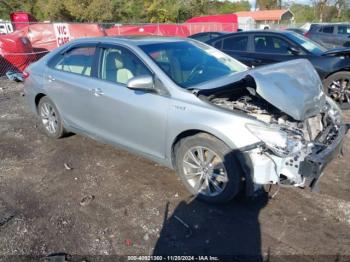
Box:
24, 37, 348, 203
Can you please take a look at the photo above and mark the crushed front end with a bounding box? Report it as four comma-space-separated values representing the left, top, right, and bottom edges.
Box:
197, 59, 349, 192
197, 62, 349, 191
244, 98, 348, 190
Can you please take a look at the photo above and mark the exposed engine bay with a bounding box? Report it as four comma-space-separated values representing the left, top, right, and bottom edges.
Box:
198, 76, 346, 189
209, 87, 325, 141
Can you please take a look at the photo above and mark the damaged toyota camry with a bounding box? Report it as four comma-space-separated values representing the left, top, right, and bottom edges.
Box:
24, 37, 349, 203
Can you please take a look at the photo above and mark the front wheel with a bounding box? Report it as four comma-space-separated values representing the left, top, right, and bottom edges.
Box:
323, 71, 350, 109
174, 133, 243, 203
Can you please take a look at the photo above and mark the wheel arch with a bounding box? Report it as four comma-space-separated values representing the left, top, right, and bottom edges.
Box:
34, 93, 47, 113
171, 129, 206, 168
324, 68, 350, 80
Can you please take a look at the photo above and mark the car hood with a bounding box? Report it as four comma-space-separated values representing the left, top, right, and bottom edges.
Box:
322, 47, 350, 56
196, 59, 326, 121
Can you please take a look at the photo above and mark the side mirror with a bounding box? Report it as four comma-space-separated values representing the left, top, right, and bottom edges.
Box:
126, 75, 155, 92
288, 46, 302, 55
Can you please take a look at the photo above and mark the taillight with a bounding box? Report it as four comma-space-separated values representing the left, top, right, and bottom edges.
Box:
304, 31, 310, 38
22, 71, 30, 79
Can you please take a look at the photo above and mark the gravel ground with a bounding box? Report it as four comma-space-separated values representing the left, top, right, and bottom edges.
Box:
0, 79, 349, 261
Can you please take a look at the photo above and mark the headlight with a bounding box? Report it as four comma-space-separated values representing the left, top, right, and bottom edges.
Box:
246, 123, 303, 157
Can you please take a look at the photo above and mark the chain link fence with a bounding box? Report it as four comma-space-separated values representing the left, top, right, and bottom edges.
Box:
0, 21, 303, 78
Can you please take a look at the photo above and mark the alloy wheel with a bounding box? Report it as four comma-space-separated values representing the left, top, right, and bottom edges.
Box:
182, 146, 228, 197
328, 78, 350, 106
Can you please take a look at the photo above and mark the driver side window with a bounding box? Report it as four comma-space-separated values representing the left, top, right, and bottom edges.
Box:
99, 47, 151, 85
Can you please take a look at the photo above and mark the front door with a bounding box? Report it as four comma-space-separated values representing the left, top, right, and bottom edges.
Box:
85, 45, 170, 159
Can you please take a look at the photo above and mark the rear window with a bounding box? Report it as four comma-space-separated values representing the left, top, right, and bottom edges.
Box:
222, 36, 248, 51
52, 47, 95, 76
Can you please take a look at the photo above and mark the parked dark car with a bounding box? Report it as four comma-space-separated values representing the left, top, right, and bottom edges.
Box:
286, 28, 307, 35
207, 30, 350, 107
188, 31, 227, 43
306, 23, 350, 48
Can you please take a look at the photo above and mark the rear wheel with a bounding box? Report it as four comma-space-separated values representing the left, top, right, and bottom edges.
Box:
37, 96, 66, 138
174, 133, 243, 203
323, 71, 350, 109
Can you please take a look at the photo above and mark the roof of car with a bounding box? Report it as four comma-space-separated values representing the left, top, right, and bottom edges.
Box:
205, 30, 299, 44
208, 30, 294, 38
69, 36, 187, 46
310, 23, 350, 26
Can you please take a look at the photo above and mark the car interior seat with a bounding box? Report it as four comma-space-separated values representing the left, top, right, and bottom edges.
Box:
105, 50, 134, 84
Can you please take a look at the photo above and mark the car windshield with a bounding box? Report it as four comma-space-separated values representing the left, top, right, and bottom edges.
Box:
139, 40, 247, 88
286, 31, 327, 55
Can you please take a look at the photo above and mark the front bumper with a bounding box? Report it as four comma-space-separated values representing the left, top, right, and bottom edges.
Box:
299, 124, 349, 189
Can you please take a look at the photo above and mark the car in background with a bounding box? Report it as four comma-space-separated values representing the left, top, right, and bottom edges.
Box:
207, 30, 350, 108
188, 31, 227, 43
306, 23, 350, 48
286, 27, 307, 35
24, 37, 348, 203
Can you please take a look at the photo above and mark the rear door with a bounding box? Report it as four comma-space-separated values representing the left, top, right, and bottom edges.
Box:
84, 44, 170, 159
45, 44, 99, 132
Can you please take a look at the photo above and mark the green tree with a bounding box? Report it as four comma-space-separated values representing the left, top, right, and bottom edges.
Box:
256, 0, 281, 9
289, 3, 315, 23
0, 0, 251, 23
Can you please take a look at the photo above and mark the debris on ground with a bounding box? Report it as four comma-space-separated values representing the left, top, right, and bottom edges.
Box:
79, 195, 95, 207
125, 239, 132, 246
5, 71, 24, 82
64, 163, 73, 170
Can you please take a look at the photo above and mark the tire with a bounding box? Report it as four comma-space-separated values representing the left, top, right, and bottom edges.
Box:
323, 71, 350, 109
174, 133, 243, 203
37, 96, 66, 138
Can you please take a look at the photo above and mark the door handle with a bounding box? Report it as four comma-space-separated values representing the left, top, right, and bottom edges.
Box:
47, 75, 55, 82
91, 88, 104, 96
